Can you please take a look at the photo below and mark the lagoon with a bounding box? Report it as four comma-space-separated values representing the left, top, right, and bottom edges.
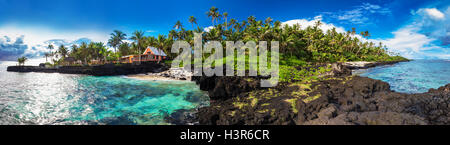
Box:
355, 59, 450, 93
0, 64, 209, 125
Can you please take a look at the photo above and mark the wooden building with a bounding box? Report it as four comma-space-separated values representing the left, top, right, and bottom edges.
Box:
120, 46, 167, 63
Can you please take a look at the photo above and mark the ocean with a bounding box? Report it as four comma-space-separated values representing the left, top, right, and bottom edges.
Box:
0, 63, 209, 125
355, 59, 450, 93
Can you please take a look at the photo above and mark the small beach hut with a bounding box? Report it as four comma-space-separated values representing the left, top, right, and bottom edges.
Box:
63, 57, 76, 65
120, 46, 167, 63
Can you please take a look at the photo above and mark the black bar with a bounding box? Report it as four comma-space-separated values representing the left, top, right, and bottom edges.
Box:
0, 125, 447, 144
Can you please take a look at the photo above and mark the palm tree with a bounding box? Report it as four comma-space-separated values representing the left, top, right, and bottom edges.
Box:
131, 30, 145, 63
174, 20, 183, 30
17, 56, 27, 66
47, 44, 54, 58
156, 34, 168, 57
207, 6, 219, 26
44, 53, 50, 62
58, 44, 68, 59
108, 30, 127, 53
314, 20, 322, 30
364, 31, 371, 38
189, 16, 197, 28
229, 18, 237, 30
146, 36, 157, 47
48, 44, 54, 51
265, 17, 273, 25
79, 42, 89, 65
223, 12, 228, 30
118, 42, 131, 56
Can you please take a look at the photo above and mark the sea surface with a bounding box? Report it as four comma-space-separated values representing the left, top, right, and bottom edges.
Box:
354, 59, 450, 94
0, 64, 209, 125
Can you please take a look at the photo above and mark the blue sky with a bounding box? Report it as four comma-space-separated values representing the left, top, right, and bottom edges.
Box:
0, 0, 449, 63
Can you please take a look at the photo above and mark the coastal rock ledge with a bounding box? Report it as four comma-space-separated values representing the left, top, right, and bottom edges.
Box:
187, 63, 449, 125
6, 62, 168, 76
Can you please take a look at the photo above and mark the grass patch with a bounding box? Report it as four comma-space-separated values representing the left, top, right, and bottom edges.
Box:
302, 94, 321, 103
284, 98, 298, 114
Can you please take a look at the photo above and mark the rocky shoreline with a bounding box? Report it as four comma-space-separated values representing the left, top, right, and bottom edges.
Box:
6, 62, 168, 76
129, 67, 194, 81
341, 60, 409, 69
167, 60, 449, 125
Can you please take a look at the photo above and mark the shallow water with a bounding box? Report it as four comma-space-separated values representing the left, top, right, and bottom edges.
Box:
0, 64, 209, 125
354, 60, 450, 94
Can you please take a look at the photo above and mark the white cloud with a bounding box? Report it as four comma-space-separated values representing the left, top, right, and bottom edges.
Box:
372, 6, 450, 59
0, 24, 110, 62
412, 7, 450, 45
372, 26, 442, 59
420, 8, 445, 20
282, 15, 347, 34
324, 3, 391, 24
203, 26, 214, 32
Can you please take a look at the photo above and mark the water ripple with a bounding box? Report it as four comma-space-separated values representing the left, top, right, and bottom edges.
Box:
0, 65, 209, 125
355, 60, 450, 93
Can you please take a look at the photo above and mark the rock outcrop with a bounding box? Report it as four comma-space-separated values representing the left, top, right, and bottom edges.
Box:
342, 61, 408, 69
189, 61, 449, 125
154, 68, 193, 80
7, 62, 168, 76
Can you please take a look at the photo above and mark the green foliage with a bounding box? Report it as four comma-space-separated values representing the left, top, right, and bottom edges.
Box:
279, 64, 331, 83
59, 6, 409, 69
17, 56, 28, 66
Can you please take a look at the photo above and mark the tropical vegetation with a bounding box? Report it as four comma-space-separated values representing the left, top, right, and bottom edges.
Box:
17, 56, 27, 66
39, 6, 406, 82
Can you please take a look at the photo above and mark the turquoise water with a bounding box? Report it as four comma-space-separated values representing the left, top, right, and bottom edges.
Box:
355, 60, 450, 94
0, 64, 209, 125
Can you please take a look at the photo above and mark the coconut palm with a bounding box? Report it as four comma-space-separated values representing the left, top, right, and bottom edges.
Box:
108, 30, 127, 53
47, 44, 55, 58
131, 30, 145, 63
206, 6, 219, 26
189, 16, 197, 28
58, 44, 68, 59
44, 53, 50, 62
131, 30, 145, 52
223, 12, 228, 29
174, 20, 183, 30
118, 42, 131, 56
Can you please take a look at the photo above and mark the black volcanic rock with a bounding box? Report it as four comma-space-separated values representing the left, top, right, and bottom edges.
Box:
192, 76, 262, 101
192, 61, 450, 125
296, 76, 450, 125
7, 62, 169, 76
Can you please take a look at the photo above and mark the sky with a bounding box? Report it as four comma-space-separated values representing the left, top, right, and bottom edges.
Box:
0, 0, 449, 65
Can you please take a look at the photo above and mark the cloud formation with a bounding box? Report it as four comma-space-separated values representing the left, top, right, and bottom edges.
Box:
282, 15, 346, 33
323, 3, 391, 24
0, 25, 108, 61
419, 8, 445, 20
0, 35, 28, 60
376, 6, 449, 59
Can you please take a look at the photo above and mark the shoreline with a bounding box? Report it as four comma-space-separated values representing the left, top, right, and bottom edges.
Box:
6, 62, 169, 76
179, 60, 450, 125
126, 74, 185, 81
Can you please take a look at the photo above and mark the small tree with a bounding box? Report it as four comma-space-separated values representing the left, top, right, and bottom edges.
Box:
17, 56, 28, 66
